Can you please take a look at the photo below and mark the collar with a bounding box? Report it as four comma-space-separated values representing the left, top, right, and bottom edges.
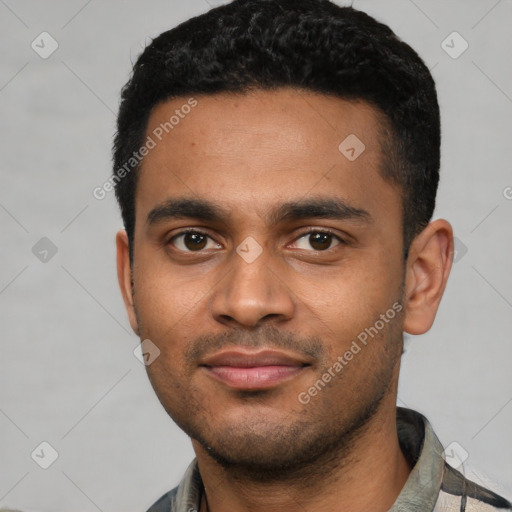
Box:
389, 407, 445, 511
167, 407, 445, 512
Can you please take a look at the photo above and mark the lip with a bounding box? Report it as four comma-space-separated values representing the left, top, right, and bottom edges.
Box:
199, 349, 310, 390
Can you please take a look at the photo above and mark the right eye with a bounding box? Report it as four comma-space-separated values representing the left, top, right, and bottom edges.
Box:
168, 230, 222, 252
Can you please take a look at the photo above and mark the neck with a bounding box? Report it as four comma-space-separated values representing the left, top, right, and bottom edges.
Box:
194, 397, 411, 512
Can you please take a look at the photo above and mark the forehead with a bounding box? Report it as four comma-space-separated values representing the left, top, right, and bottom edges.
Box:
135, 88, 400, 227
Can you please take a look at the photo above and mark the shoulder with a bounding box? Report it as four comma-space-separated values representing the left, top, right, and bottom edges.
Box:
435, 464, 512, 511
145, 486, 178, 512
144, 458, 202, 512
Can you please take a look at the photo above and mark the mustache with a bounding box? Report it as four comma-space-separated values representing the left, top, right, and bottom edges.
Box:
184, 324, 325, 365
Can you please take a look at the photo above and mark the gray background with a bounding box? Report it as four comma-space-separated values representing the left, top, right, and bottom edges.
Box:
1, 0, 511, 510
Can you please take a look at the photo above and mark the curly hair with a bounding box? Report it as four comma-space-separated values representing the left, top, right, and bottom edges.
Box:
113, 0, 440, 261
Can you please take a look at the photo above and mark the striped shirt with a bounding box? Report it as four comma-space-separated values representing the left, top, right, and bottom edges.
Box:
147, 407, 511, 512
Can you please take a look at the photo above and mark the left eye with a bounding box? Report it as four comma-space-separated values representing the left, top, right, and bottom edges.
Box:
291, 231, 342, 251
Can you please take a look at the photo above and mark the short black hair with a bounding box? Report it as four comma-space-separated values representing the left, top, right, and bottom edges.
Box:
113, 0, 440, 261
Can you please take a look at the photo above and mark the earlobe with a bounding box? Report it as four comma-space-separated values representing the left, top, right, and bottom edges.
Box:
402, 219, 454, 335
116, 230, 140, 335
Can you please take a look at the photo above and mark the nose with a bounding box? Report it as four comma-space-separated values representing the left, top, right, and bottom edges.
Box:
210, 244, 295, 328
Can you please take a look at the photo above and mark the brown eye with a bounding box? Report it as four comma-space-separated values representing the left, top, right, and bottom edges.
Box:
292, 231, 342, 251
169, 231, 220, 252
309, 232, 333, 250
183, 233, 207, 250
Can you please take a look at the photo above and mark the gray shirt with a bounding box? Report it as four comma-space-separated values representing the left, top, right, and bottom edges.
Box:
146, 407, 511, 512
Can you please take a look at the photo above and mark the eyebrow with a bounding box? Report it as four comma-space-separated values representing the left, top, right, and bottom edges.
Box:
146, 197, 372, 227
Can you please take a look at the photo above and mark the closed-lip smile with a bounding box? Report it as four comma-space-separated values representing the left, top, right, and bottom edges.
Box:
199, 348, 311, 390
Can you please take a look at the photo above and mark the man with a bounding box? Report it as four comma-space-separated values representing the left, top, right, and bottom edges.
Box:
112, 0, 511, 510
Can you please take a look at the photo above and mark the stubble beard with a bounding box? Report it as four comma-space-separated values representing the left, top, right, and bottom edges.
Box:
167, 329, 402, 484
134, 286, 405, 484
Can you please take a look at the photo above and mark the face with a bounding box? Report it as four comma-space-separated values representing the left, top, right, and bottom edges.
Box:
123, 89, 408, 474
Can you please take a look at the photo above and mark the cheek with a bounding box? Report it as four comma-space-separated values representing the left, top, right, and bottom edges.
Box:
144, 357, 192, 423
133, 258, 210, 335
291, 255, 401, 326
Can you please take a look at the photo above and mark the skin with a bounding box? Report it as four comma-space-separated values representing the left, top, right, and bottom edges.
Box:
117, 88, 453, 512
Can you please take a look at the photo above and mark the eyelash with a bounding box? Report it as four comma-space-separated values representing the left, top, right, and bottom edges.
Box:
167, 228, 345, 253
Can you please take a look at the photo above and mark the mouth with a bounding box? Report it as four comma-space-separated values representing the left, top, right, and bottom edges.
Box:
199, 349, 311, 390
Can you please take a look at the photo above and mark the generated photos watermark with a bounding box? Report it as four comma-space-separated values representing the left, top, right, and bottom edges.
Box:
93, 97, 198, 200
298, 301, 403, 405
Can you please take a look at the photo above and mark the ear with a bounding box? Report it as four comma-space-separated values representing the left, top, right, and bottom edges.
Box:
403, 219, 454, 335
116, 230, 140, 335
